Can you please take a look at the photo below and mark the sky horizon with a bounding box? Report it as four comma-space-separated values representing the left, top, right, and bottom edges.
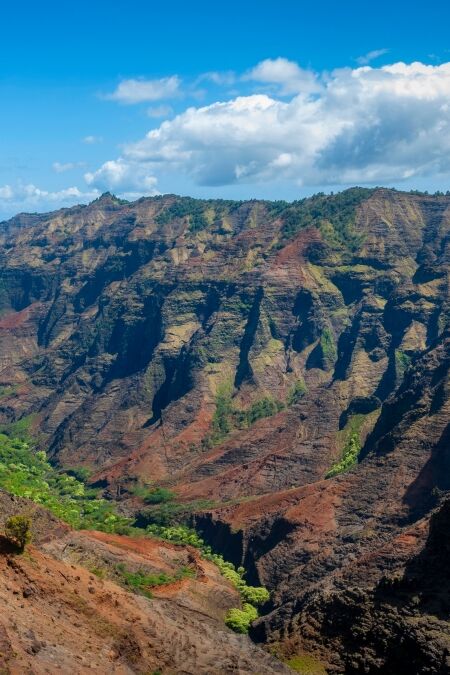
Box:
2, 0, 450, 220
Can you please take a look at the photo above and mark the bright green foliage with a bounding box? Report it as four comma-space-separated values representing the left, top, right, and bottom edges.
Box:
287, 379, 307, 405
146, 524, 205, 547
147, 523, 270, 632
325, 433, 360, 478
325, 414, 368, 478
4, 514, 32, 551
225, 604, 258, 633
0, 434, 133, 532
240, 585, 270, 605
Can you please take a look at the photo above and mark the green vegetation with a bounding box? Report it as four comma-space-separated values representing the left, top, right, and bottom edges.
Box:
395, 349, 411, 378
146, 524, 270, 633
0, 434, 133, 531
325, 414, 366, 478
235, 396, 284, 428
319, 328, 337, 368
143, 486, 176, 504
0, 385, 17, 399
0, 414, 36, 440
155, 197, 242, 232
280, 188, 373, 251
139, 497, 215, 527
155, 197, 209, 232
115, 563, 195, 599
287, 379, 307, 405
212, 382, 234, 440
0, 433, 268, 633
210, 382, 284, 445
4, 514, 32, 551
285, 654, 327, 674
224, 604, 258, 633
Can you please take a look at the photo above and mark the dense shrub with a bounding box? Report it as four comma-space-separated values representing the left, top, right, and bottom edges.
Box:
4, 514, 32, 551
225, 604, 258, 633
143, 487, 175, 504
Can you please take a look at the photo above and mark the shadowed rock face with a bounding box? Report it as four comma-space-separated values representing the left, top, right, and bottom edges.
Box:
0, 188, 449, 671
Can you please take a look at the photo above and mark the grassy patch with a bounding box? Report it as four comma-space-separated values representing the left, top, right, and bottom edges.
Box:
285, 654, 327, 674
115, 563, 195, 599
287, 379, 307, 405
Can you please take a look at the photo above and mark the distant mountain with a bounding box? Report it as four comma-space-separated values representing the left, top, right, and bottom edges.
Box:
0, 187, 449, 673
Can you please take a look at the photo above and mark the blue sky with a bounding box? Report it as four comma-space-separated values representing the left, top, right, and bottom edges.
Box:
1, 0, 450, 218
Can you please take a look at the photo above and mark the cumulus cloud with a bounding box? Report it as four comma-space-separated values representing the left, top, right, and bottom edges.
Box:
356, 49, 389, 66
0, 183, 99, 218
105, 76, 181, 104
103, 61, 450, 188
84, 158, 159, 197
244, 57, 321, 95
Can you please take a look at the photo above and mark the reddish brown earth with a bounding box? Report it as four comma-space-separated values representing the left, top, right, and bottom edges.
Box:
0, 188, 449, 672
0, 491, 289, 674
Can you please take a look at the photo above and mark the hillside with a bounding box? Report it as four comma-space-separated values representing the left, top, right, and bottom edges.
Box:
0, 187, 449, 673
0, 490, 289, 674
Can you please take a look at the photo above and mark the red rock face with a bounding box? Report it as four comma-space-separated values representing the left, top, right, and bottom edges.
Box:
0, 188, 449, 671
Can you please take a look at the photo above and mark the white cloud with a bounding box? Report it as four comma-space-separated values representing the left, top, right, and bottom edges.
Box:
0, 183, 99, 218
197, 71, 236, 86
83, 135, 103, 144
244, 57, 322, 95
105, 76, 181, 104
356, 49, 389, 66
53, 161, 86, 173
105, 60, 450, 188
84, 159, 159, 195
147, 104, 173, 118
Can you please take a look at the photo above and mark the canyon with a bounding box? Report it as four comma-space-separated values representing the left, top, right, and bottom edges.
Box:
0, 187, 449, 673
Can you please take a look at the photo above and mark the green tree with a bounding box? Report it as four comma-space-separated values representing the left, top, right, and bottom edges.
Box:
5, 514, 32, 551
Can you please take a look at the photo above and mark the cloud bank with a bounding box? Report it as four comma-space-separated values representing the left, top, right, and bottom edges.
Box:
111, 60, 450, 190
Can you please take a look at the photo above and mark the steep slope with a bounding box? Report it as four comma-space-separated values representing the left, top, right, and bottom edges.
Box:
0, 491, 289, 674
0, 187, 449, 671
